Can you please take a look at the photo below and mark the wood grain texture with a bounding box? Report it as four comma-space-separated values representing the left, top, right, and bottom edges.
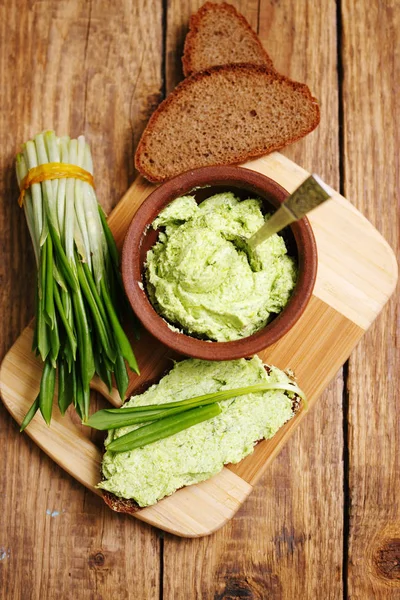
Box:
0, 0, 398, 597
0, 1, 163, 599
341, 1, 400, 597
163, 0, 342, 597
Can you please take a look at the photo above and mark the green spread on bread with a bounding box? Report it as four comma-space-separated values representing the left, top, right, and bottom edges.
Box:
98, 356, 302, 507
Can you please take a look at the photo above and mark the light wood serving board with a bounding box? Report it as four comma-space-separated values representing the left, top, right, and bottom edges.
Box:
0, 153, 397, 537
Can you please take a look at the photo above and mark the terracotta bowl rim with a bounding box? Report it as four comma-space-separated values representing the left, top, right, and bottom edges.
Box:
122, 165, 317, 360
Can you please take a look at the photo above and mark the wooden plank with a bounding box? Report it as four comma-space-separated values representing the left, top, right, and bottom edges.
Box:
0, 1, 397, 597
341, 1, 400, 597
0, 1, 162, 599
162, 0, 345, 596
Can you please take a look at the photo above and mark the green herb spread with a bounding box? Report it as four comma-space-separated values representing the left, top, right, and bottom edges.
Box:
99, 356, 298, 507
145, 192, 297, 341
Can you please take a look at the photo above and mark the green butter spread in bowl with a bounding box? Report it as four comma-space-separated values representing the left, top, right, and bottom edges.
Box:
121, 165, 317, 360
145, 192, 297, 342
98, 356, 303, 507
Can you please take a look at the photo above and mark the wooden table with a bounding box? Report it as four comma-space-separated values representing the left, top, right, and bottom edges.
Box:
0, 1, 398, 598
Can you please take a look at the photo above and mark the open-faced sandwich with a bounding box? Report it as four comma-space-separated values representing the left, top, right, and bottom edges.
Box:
89, 356, 305, 511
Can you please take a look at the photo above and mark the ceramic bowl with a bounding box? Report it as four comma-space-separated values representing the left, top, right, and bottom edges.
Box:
122, 166, 317, 360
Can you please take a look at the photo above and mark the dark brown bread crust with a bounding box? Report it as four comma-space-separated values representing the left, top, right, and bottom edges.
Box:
134, 63, 320, 182
101, 365, 303, 515
102, 489, 141, 513
182, 2, 275, 76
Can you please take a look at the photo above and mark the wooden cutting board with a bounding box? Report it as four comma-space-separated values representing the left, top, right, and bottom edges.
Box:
0, 152, 397, 537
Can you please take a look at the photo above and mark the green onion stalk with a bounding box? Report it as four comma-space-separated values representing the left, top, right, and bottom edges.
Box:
85, 381, 306, 453
16, 131, 139, 430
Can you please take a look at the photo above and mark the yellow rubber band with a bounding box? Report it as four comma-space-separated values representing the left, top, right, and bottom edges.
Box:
18, 162, 95, 207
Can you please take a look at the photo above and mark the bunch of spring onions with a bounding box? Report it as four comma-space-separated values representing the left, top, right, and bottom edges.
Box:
16, 131, 139, 430
85, 381, 306, 453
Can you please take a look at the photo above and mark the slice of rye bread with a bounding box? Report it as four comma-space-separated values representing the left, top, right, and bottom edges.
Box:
134, 64, 320, 183
101, 377, 302, 515
182, 2, 275, 76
